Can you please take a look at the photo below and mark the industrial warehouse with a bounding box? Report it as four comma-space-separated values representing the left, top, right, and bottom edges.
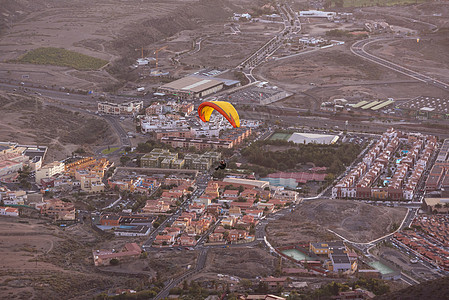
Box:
157, 74, 241, 100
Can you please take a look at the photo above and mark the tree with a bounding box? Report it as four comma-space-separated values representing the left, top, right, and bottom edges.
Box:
110, 258, 119, 265
120, 155, 131, 166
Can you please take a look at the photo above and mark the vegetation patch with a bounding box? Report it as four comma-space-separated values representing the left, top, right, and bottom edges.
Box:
102, 147, 119, 155
241, 140, 361, 176
15, 47, 108, 70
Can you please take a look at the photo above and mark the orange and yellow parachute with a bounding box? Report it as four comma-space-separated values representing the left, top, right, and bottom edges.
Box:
198, 101, 240, 128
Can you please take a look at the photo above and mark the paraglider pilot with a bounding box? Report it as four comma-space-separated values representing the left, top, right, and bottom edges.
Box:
215, 160, 227, 170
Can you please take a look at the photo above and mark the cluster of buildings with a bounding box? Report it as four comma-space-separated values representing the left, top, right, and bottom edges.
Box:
108, 175, 159, 194
0, 206, 19, 217
309, 241, 358, 274
157, 127, 251, 151
364, 21, 392, 33
425, 139, 449, 196
155, 210, 216, 247
37, 157, 111, 194
0, 186, 27, 205
393, 215, 449, 271
35, 198, 76, 221
142, 178, 195, 214
140, 148, 222, 170
0, 142, 47, 180
332, 129, 436, 201
321, 98, 397, 116
396, 96, 449, 120
97, 100, 143, 115
145, 100, 194, 117
94, 212, 155, 237
232, 13, 252, 21
261, 170, 327, 189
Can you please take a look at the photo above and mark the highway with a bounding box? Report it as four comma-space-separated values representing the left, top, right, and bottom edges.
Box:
351, 37, 449, 92
237, 2, 300, 83
0, 81, 131, 152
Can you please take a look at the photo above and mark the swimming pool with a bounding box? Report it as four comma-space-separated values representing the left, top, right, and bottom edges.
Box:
119, 225, 136, 229
281, 248, 315, 261
368, 261, 394, 275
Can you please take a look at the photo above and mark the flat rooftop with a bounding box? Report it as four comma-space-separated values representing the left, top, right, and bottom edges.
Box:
159, 76, 223, 93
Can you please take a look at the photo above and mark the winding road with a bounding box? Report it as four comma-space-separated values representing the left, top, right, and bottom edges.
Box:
351, 37, 449, 92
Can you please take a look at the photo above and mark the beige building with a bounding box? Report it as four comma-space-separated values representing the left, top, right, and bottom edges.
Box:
140, 148, 180, 168
97, 100, 143, 115
35, 161, 65, 183
80, 174, 105, 193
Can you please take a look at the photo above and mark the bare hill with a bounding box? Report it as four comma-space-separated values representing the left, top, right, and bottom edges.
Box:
266, 199, 407, 246
0, 91, 115, 160
375, 276, 449, 300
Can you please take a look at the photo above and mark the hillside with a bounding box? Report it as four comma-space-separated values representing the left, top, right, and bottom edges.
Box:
375, 276, 449, 300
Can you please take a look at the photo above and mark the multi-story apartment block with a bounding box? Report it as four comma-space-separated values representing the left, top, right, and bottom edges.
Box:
97, 100, 143, 115
35, 161, 65, 184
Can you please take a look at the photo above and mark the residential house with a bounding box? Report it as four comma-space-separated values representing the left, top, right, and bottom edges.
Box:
229, 207, 242, 218
154, 235, 174, 245
187, 203, 205, 215
142, 200, 171, 214
38, 198, 75, 220
100, 214, 121, 226
0, 206, 19, 217
246, 209, 263, 219
179, 234, 196, 246
260, 277, 289, 289
92, 243, 141, 266
228, 229, 247, 242
221, 216, 235, 228
209, 232, 224, 243
223, 189, 239, 199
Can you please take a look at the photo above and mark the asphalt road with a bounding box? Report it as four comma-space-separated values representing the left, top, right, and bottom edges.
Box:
351, 37, 449, 92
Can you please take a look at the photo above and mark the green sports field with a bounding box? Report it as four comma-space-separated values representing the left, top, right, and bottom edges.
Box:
269, 133, 292, 141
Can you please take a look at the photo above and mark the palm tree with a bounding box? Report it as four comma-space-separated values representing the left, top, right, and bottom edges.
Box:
444, 202, 449, 214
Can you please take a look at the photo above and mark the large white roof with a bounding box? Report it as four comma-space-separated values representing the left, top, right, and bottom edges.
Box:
288, 132, 339, 145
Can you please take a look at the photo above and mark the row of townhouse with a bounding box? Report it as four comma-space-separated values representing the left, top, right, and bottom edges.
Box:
145, 101, 194, 116
394, 223, 449, 271
97, 100, 143, 115
426, 139, 449, 194
0, 206, 19, 217
154, 211, 216, 246
333, 129, 436, 200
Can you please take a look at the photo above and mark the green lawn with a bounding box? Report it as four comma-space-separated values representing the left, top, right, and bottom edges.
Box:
16, 47, 108, 70
102, 147, 119, 155
269, 133, 292, 141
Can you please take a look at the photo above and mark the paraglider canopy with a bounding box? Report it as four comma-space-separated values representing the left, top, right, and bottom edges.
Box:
198, 101, 240, 128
